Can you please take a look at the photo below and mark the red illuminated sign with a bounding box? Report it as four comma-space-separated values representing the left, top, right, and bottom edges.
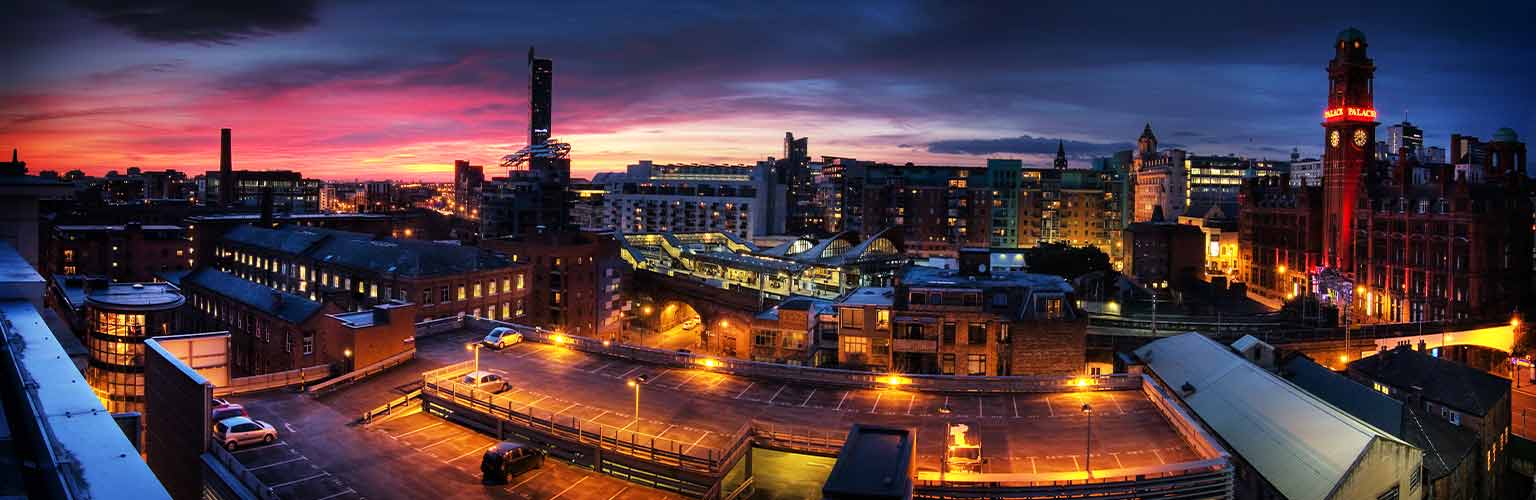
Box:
1324, 106, 1377, 122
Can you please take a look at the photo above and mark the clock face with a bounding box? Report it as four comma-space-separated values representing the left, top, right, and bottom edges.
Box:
1353, 129, 1369, 148
1329, 130, 1341, 148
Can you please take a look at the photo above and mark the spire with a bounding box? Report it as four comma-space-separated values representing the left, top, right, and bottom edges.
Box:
1140, 123, 1156, 142
1054, 140, 1068, 170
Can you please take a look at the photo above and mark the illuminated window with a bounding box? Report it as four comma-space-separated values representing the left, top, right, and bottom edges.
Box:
489, 281, 498, 295
457, 285, 466, 301
966, 354, 987, 376
517, 274, 525, 290
842, 336, 868, 354
473, 283, 482, 298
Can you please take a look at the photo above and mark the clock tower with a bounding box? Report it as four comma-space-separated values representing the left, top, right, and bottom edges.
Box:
1322, 27, 1377, 273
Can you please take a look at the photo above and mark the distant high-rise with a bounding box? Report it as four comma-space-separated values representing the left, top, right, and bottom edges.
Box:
1386, 121, 1423, 160
529, 47, 553, 147
779, 132, 816, 235
218, 128, 233, 206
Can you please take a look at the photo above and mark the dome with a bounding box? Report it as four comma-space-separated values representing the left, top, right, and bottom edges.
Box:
1337, 28, 1366, 43
1493, 127, 1519, 143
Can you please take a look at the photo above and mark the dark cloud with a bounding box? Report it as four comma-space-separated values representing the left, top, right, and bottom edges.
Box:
71, 0, 317, 43
927, 135, 1135, 156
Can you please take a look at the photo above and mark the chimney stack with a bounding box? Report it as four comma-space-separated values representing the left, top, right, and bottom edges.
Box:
219, 128, 234, 206
259, 187, 274, 226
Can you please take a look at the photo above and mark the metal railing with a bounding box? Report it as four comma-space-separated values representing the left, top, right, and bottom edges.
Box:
308, 347, 416, 395
357, 388, 422, 424
464, 317, 1139, 393
422, 364, 726, 473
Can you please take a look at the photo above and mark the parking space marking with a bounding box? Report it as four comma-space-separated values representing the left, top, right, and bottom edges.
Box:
1111, 393, 1127, 414
656, 424, 676, 438
1045, 396, 1056, 417
1113, 453, 1125, 469
449, 445, 489, 463
588, 410, 609, 422
871, 392, 884, 413
315, 489, 358, 500
684, 432, 711, 454
554, 403, 578, 416
619, 366, 641, 379
766, 386, 786, 404
1030, 457, 1038, 474
799, 389, 817, 407
393, 422, 443, 439
1071, 455, 1080, 471
550, 476, 590, 499
978, 397, 984, 417
672, 371, 701, 389
1152, 449, 1164, 464
835, 391, 850, 410
1012, 396, 1020, 418
247, 456, 305, 471
647, 369, 674, 384
906, 394, 915, 415
734, 382, 756, 400
510, 470, 544, 489
418, 434, 465, 451
589, 361, 614, 373
604, 486, 630, 500
269, 472, 329, 489
528, 395, 549, 407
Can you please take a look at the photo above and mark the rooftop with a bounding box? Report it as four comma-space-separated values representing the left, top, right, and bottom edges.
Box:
85, 282, 185, 311
837, 287, 894, 307
224, 225, 515, 277
181, 267, 324, 324
1348, 345, 1510, 417
903, 265, 1075, 292
55, 224, 184, 232
1135, 333, 1415, 500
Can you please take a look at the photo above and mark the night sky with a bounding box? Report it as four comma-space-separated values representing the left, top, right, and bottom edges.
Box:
3, 1, 1532, 180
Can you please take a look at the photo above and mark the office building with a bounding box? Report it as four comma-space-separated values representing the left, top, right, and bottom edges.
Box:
987, 157, 1123, 261
201, 169, 322, 212
1388, 121, 1425, 161
82, 281, 184, 414
453, 160, 485, 221
600, 161, 784, 238
1122, 220, 1206, 289
1239, 175, 1326, 306
212, 225, 527, 323
481, 48, 573, 237
481, 232, 627, 339
48, 223, 192, 281
776, 132, 822, 235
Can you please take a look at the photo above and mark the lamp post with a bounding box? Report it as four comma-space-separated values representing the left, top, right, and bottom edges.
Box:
466, 343, 481, 373
1082, 403, 1093, 479
627, 374, 649, 426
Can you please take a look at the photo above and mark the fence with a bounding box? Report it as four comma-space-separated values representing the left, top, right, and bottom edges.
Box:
422, 363, 726, 473
463, 317, 1140, 393
214, 363, 331, 396
308, 347, 416, 395
208, 441, 281, 500
358, 388, 422, 424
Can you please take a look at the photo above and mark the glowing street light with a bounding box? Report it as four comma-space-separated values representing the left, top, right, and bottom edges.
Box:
466, 343, 482, 373
1082, 403, 1093, 478
627, 374, 650, 425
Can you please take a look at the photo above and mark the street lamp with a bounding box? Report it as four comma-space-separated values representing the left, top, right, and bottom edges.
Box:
627, 374, 649, 426
466, 343, 481, 373
1082, 403, 1093, 479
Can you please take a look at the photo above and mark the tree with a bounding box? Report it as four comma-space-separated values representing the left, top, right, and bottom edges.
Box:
1024, 243, 1111, 280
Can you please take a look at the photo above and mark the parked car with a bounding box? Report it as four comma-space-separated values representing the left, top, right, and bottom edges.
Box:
460, 370, 511, 394
480, 441, 546, 484
211, 401, 248, 423
482, 327, 523, 349
213, 416, 277, 450
681, 318, 701, 330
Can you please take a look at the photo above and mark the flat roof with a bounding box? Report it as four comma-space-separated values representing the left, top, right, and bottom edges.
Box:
822, 424, 912, 498
85, 282, 185, 310
0, 300, 171, 499
838, 287, 894, 307
904, 265, 1074, 292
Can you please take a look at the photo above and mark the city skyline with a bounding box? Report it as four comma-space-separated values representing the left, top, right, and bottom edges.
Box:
4, 1, 1534, 181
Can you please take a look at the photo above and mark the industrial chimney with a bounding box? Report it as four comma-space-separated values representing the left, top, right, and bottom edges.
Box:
219, 128, 234, 207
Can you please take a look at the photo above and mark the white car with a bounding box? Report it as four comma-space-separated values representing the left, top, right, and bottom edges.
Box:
482, 327, 523, 349
461, 370, 511, 394
214, 416, 277, 450
681, 318, 701, 330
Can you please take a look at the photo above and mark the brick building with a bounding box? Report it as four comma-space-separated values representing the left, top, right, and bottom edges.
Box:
1348, 346, 1511, 498
211, 225, 526, 323
1123, 220, 1207, 290
48, 223, 192, 281
480, 232, 626, 339
1238, 175, 1326, 306
178, 267, 416, 376
834, 253, 1086, 376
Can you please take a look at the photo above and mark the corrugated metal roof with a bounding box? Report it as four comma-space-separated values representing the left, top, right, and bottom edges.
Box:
1135, 333, 1410, 500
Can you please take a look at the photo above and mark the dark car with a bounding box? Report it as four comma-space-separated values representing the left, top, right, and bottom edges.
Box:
480, 441, 546, 484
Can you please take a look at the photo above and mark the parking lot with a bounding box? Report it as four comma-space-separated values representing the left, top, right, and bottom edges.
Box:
435, 327, 1204, 476
226, 441, 362, 500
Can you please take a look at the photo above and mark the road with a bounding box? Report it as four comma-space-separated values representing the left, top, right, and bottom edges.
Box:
1515, 385, 1536, 439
